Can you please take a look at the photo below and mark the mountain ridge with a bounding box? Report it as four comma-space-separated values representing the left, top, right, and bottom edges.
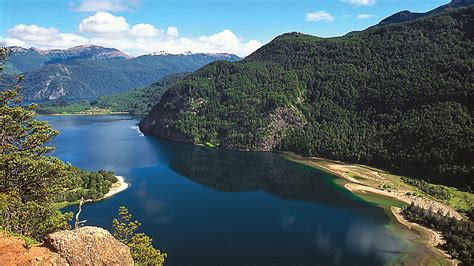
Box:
378, 0, 473, 25
139, 4, 473, 189
3, 48, 240, 100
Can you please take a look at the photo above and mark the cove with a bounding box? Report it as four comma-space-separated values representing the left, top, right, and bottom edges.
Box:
41, 115, 407, 266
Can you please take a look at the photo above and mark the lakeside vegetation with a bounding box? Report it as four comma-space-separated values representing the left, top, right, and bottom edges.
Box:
113, 207, 166, 265
141, 6, 473, 191
401, 177, 452, 202
60, 169, 117, 202
36, 73, 187, 115
0, 48, 165, 264
37, 100, 121, 115
1, 47, 116, 240
53, 169, 118, 208
286, 153, 474, 216
403, 203, 474, 265
1, 51, 75, 239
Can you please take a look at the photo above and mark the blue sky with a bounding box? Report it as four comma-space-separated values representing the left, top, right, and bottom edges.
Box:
0, 0, 450, 56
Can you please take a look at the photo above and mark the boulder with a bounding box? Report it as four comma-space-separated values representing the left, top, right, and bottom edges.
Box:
45, 226, 133, 265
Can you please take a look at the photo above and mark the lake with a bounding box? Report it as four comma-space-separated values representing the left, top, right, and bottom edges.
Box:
42, 115, 407, 265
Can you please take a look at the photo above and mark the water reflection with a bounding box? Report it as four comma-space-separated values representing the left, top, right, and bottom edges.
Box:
165, 143, 382, 213
46, 115, 406, 265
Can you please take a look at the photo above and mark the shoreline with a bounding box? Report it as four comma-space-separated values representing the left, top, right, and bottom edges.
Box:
284, 152, 463, 264
36, 112, 130, 117
101, 175, 129, 200
389, 206, 457, 265
57, 175, 129, 208
285, 153, 463, 219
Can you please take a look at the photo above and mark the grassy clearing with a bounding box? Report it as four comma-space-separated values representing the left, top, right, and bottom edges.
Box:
54, 200, 80, 209
345, 172, 367, 181
445, 186, 474, 213
357, 191, 407, 208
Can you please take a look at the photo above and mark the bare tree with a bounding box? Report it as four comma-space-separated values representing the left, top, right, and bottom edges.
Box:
74, 197, 87, 229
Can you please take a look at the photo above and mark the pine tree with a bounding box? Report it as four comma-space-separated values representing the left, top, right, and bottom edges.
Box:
112, 206, 167, 265
0, 47, 75, 239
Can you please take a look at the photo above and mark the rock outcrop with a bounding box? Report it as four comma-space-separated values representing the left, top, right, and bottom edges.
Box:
0, 226, 133, 265
45, 226, 133, 265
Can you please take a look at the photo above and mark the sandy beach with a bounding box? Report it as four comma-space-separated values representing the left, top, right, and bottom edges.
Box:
285, 153, 466, 264
102, 175, 129, 199
287, 154, 463, 219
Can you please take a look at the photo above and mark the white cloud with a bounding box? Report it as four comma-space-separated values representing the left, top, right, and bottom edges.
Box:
71, 0, 142, 12
5, 24, 88, 49
8, 24, 60, 43
79, 12, 129, 35
305, 11, 335, 22
341, 0, 376, 7
3, 12, 262, 57
131, 23, 161, 38
0, 37, 27, 47
166, 26, 179, 39
87, 28, 261, 57
356, 14, 373, 19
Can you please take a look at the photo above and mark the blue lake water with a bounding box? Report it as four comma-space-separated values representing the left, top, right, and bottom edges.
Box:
41, 115, 407, 265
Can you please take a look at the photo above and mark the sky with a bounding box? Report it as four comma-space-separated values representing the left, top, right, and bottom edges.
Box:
0, 0, 450, 57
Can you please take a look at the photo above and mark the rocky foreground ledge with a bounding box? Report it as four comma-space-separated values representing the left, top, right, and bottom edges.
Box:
0, 226, 133, 265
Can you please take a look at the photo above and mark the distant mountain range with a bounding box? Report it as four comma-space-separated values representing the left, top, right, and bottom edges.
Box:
37, 72, 188, 115
3, 45, 240, 100
6, 45, 130, 74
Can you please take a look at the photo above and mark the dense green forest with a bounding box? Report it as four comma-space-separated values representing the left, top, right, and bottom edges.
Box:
403, 203, 473, 265
375, 0, 473, 26
58, 169, 117, 202
37, 73, 187, 115
140, 6, 473, 190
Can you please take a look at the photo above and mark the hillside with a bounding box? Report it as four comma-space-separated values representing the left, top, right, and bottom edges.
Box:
378, 0, 473, 25
139, 5, 474, 189
4, 48, 239, 100
37, 73, 187, 115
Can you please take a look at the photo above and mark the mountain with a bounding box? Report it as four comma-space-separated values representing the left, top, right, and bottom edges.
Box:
94, 72, 188, 114
139, 5, 473, 189
4, 49, 240, 100
5, 45, 130, 74
378, 0, 473, 25
37, 72, 188, 115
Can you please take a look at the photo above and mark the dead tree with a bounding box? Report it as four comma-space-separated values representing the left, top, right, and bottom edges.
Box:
74, 197, 87, 229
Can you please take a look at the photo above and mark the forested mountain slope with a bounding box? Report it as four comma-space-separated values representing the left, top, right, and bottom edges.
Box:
37, 73, 187, 115
378, 0, 473, 25
140, 6, 474, 189
3, 50, 239, 100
